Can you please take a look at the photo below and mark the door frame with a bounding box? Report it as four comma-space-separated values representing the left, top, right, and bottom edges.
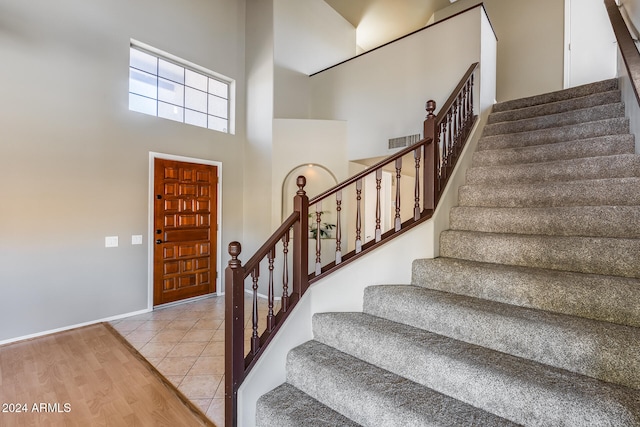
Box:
147, 152, 223, 310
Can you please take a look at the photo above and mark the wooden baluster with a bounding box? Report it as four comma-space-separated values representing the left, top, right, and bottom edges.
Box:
355, 179, 363, 253
315, 202, 322, 276
225, 242, 244, 427
414, 147, 421, 220
250, 266, 260, 355
394, 158, 402, 231
335, 191, 342, 264
281, 230, 289, 312
267, 248, 275, 332
375, 168, 382, 242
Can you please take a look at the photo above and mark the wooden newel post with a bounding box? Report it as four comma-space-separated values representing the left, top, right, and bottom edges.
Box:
292, 176, 309, 302
423, 100, 437, 211
225, 241, 244, 427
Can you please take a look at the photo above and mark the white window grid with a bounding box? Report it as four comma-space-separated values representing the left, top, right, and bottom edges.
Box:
128, 44, 231, 133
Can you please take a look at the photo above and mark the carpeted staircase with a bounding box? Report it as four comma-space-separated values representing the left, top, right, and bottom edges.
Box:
256, 79, 640, 426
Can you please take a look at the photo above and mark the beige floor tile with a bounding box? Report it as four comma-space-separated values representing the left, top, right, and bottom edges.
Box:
111, 320, 146, 333
214, 376, 225, 399
137, 320, 172, 331
188, 356, 225, 375
206, 398, 225, 426
201, 341, 225, 357
190, 398, 213, 413
167, 319, 199, 330
178, 374, 223, 399
156, 356, 198, 376
211, 330, 225, 342
150, 329, 188, 343
139, 342, 175, 359
167, 342, 207, 358
192, 319, 223, 330
181, 329, 216, 342
124, 328, 158, 342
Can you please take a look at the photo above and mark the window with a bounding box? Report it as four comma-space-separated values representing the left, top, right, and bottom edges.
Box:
128, 42, 232, 133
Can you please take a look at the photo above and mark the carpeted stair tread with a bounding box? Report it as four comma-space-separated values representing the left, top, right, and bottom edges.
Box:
361, 285, 640, 389
458, 177, 640, 208
312, 311, 640, 427
465, 153, 640, 185
256, 383, 362, 427
411, 257, 640, 328
286, 340, 519, 427
483, 102, 625, 136
491, 79, 618, 113
449, 205, 640, 238
440, 229, 640, 278
477, 117, 629, 151
488, 89, 622, 124
472, 134, 635, 166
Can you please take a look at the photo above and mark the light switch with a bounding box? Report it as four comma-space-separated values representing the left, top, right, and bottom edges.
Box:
132, 235, 143, 245
105, 236, 119, 248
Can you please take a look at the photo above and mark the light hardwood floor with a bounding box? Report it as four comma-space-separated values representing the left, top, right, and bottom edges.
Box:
0, 323, 213, 427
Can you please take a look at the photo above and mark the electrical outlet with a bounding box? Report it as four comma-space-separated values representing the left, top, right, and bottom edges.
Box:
131, 235, 143, 245
105, 236, 119, 248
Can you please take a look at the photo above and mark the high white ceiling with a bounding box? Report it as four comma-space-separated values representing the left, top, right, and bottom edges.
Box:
324, 0, 454, 51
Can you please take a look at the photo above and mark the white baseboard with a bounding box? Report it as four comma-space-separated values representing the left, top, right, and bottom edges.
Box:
0, 308, 151, 346
244, 289, 282, 301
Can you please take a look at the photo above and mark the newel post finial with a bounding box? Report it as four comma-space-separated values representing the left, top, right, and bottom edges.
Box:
228, 242, 242, 268
296, 175, 307, 195
426, 100, 436, 119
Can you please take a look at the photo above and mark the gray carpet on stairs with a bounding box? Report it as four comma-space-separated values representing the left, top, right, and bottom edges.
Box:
255, 79, 640, 426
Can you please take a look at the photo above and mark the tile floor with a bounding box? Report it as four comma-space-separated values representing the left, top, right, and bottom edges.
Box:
110, 294, 277, 427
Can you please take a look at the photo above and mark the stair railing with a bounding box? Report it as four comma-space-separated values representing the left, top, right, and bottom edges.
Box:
604, 0, 640, 106
225, 62, 478, 427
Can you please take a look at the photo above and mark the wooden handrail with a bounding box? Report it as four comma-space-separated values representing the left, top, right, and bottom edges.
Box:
224, 63, 479, 427
605, 0, 640, 105
242, 211, 299, 275
436, 62, 479, 124
309, 136, 433, 205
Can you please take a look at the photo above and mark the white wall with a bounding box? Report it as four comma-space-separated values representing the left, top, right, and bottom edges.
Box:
0, 0, 246, 343
622, 0, 640, 30
273, 119, 349, 228
309, 6, 486, 161
433, 0, 564, 102
273, 0, 356, 118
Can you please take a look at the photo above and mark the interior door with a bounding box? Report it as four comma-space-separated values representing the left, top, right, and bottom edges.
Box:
154, 158, 217, 306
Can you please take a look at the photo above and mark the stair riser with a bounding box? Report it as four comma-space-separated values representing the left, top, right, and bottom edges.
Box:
363, 286, 640, 390
411, 258, 640, 328
483, 103, 625, 136
458, 179, 640, 208
492, 79, 618, 113
488, 90, 622, 124
449, 206, 640, 238
257, 384, 361, 427
287, 340, 517, 427
472, 135, 635, 167
465, 155, 640, 185
478, 118, 629, 151
440, 230, 640, 278
313, 311, 640, 427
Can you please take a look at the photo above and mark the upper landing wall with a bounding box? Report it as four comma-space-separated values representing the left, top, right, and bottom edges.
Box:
308, 5, 497, 161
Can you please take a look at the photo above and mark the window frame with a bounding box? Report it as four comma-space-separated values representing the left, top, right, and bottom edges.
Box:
128, 39, 235, 135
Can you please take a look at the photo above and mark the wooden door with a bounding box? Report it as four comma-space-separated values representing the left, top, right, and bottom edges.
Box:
154, 159, 217, 306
